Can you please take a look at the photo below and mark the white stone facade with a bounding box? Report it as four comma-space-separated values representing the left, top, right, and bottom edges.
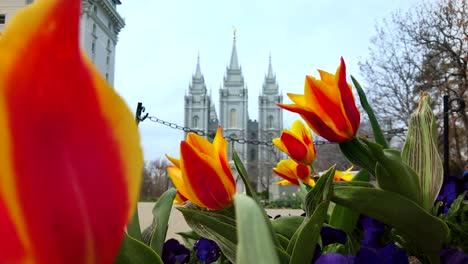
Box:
184, 36, 283, 193
0, 0, 124, 86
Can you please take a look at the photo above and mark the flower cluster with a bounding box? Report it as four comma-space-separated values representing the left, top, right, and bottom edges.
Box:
162, 238, 221, 264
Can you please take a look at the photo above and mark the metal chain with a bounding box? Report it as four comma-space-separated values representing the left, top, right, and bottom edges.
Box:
145, 115, 406, 146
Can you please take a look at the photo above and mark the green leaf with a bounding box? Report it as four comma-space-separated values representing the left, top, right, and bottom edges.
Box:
149, 188, 177, 255
176, 230, 200, 249
178, 206, 237, 263
127, 208, 142, 241
447, 191, 467, 217
339, 138, 377, 174
332, 186, 449, 262
235, 194, 280, 264
322, 243, 347, 255
276, 233, 290, 250
332, 181, 374, 188
362, 139, 422, 205
351, 76, 389, 148
115, 233, 163, 264
233, 147, 281, 250
272, 216, 304, 239
287, 167, 335, 264
304, 166, 335, 216
329, 170, 371, 233
232, 148, 259, 201
402, 93, 444, 212
288, 202, 329, 264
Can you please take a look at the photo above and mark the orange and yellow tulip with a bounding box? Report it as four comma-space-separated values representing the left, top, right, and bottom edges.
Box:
273, 159, 315, 187
0, 1, 143, 263
167, 126, 236, 210
279, 58, 360, 142
333, 167, 355, 182
273, 120, 316, 165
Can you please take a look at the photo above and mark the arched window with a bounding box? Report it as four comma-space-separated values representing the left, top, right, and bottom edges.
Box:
230, 109, 237, 128
193, 116, 199, 128
267, 115, 274, 128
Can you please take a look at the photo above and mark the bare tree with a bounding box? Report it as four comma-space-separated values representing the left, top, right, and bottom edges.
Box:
359, 0, 467, 166
139, 158, 171, 200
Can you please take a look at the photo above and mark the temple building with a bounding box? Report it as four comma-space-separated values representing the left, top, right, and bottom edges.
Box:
0, 0, 124, 85
184, 33, 284, 193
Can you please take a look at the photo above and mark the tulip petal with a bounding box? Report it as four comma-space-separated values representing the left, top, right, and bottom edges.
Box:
278, 103, 348, 142
275, 180, 295, 186
167, 166, 192, 202
337, 57, 360, 133
272, 138, 288, 154
212, 126, 236, 188
305, 76, 352, 135
281, 132, 308, 162
296, 164, 311, 182
166, 154, 181, 169
186, 132, 215, 158
0, 0, 142, 263
180, 141, 234, 210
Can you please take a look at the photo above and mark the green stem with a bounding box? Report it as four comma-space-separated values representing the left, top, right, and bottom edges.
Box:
351, 76, 389, 149
127, 207, 142, 241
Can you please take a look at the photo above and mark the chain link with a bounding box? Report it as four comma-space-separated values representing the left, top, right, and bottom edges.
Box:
145, 115, 407, 146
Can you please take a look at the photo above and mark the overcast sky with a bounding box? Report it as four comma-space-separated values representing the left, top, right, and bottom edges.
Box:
113, 0, 419, 161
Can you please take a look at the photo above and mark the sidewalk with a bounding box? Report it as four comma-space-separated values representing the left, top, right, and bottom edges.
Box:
137, 202, 303, 240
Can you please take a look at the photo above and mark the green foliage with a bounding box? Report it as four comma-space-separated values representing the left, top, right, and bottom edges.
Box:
265, 195, 302, 209
149, 188, 177, 255
235, 195, 281, 264
115, 233, 163, 264
361, 139, 422, 206
402, 93, 444, 212
232, 148, 258, 201
333, 186, 449, 263
351, 76, 389, 149
271, 216, 304, 240
439, 192, 468, 252
287, 167, 335, 264
127, 208, 142, 242
178, 206, 238, 263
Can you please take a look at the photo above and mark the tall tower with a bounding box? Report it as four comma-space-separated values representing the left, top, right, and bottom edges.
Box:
80, 0, 125, 86
219, 32, 248, 164
0, 0, 125, 86
258, 54, 283, 191
184, 56, 215, 138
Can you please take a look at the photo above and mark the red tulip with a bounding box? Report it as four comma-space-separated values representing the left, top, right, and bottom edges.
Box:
279, 58, 360, 142
167, 126, 236, 210
0, 1, 143, 263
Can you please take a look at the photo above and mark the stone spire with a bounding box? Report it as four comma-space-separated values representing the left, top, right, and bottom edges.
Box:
262, 54, 279, 95
194, 53, 203, 79
189, 54, 206, 95
266, 52, 275, 79
229, 29, 240, 70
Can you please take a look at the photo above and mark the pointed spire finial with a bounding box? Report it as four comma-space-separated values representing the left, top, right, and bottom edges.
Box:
194, 53, 202, 79
233, 26, 237, 41
267, 53, 274, 78
228, 28, 240, 70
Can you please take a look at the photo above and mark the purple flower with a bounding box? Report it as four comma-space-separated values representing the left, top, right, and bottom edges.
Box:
359, 216, 385, 248
194, 238, 220, 263
321, 226, 347, 246
162, 239, 190, 264
440, 248, 468, 264
355, 244, 408, 264
315, 253, 354, 264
